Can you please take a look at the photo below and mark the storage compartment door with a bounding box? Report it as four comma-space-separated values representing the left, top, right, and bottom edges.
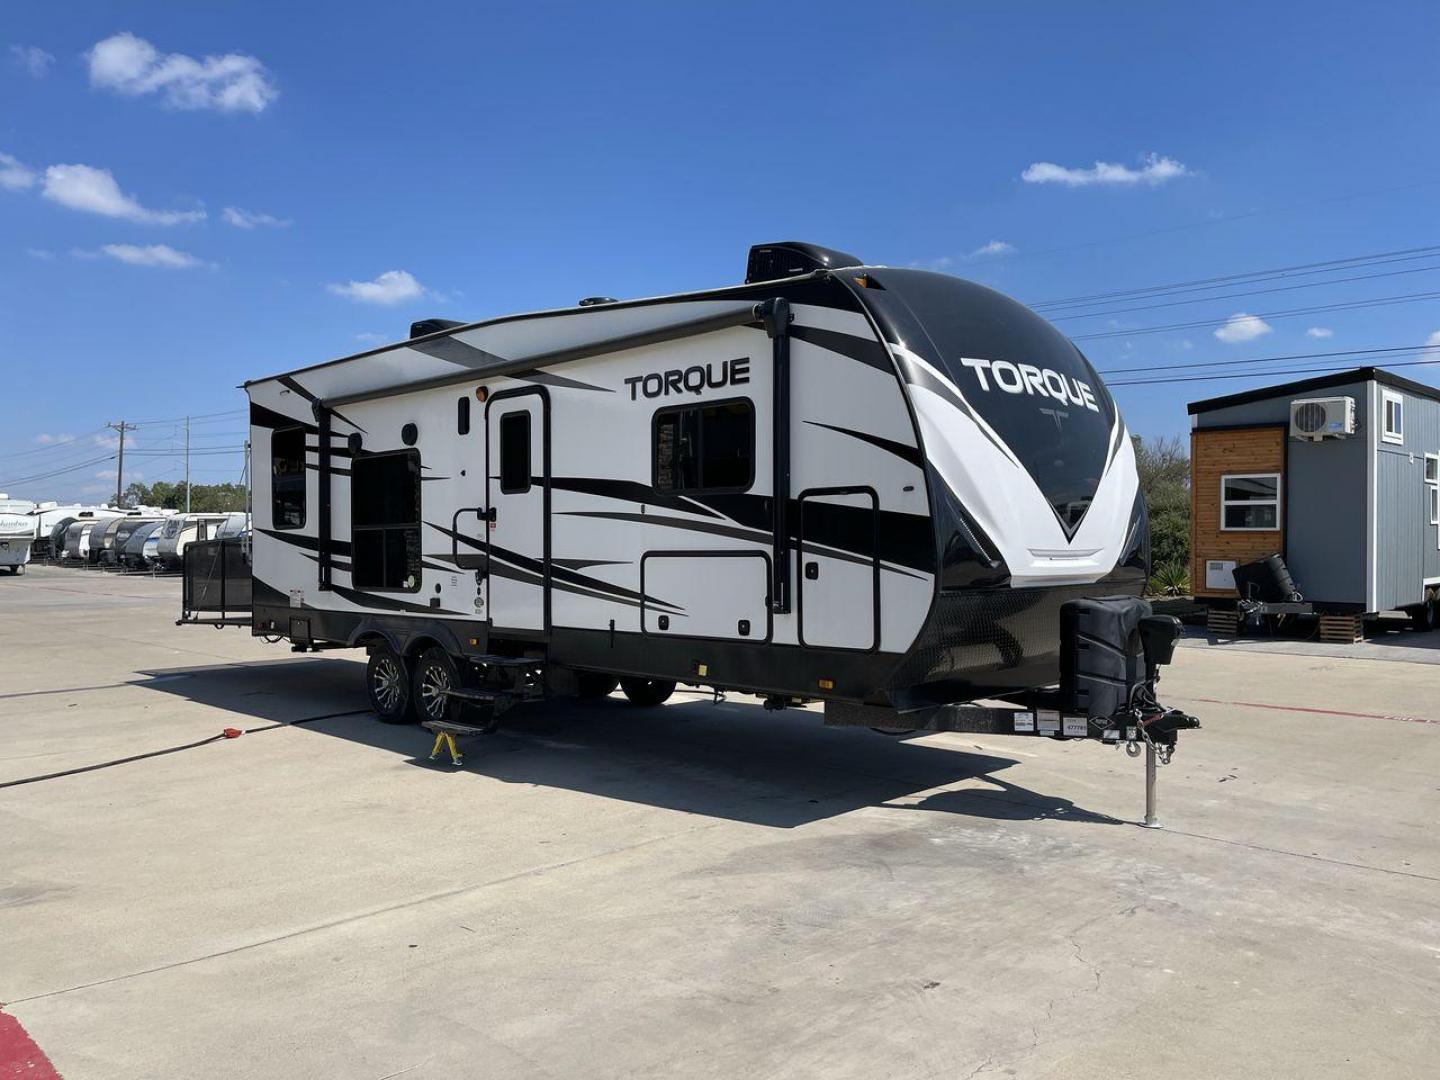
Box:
798, 489, 879, 651
642, 552, 771, 642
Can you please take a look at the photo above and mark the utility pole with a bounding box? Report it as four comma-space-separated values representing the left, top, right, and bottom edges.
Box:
108, 421, 133, 507
184, 415, 191, 513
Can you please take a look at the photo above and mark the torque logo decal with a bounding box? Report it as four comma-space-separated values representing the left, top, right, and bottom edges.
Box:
959, 357, 1100, 413
625, 357, 750, 400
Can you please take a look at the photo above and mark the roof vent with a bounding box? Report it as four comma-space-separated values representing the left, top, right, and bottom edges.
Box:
745, 242, 862, 284
578, 296, 618, 307
409, 318, 466, 339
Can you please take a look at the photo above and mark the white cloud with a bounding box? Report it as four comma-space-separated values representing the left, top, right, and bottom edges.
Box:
222, 205, 290, 229
41, 164, 204, 224
1425, 331, 1440, 348
1305, 327, 1334, 339
9, 45, 54, 78
354, 332, 388, 344
1214, 312, 1273, 344
87, 32, 278, 113
34, 432, 74, 445
0, 151, 37, 191
26, 247, 56, 260
327, 269, 426, 306
970, 240, 1015, 258
96, 243, 207, 269
1021, 153, 1191, 187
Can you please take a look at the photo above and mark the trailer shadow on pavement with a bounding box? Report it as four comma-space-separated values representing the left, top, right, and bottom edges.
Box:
132, 655, 1121, 830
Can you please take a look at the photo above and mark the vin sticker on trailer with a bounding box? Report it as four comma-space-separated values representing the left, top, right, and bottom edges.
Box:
289, 589, 304, 609
1062, 716, 1087, 737
1037, 709, 1060, 735
1013, 712, 1036, 733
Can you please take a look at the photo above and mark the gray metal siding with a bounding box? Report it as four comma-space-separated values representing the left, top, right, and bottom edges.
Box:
1286, 431, 1370, 605
1373, 384, 1440, 610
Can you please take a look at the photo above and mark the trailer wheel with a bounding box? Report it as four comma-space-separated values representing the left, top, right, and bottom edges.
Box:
367, 644, 415, 724
619, 677, 675, 707
1411, 599, 1439, 632
413, 647, 461, 724
576, 672, 620, 699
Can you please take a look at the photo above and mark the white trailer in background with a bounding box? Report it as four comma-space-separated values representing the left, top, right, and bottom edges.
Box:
0, 511, 33, 574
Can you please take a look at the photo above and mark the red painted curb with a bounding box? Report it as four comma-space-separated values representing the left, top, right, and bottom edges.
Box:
0, 1008, 62, 1079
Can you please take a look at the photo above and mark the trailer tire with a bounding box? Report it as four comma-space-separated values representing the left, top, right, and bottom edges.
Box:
1411, 599, 1439, 632
576, 672, 620, 700
413, 647, 461, 724
367, 644, 415, 724
620, 677, 675, 707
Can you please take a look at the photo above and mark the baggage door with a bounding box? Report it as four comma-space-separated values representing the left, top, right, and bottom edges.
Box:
797, 487, 879, 651
485, 389, 549, 635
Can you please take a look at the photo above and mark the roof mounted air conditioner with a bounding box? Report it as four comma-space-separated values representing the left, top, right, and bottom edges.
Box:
1290, 396, 1355, 441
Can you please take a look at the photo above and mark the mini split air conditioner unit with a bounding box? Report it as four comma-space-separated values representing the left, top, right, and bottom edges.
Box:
1290, 396, 1356, 441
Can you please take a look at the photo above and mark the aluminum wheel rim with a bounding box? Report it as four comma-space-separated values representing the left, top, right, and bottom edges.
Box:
372, 657, 404, 712
420, 664, 451, 719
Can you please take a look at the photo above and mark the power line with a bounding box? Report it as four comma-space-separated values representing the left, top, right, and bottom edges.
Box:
0, 426, 111, 463
1071, 287, 1440, 342
0, 453, 116, 488
1048, 260, 1440, 322
1030, 242, 1440, 310
1095, 341, 1440, 376
1108, 356, 1440, 389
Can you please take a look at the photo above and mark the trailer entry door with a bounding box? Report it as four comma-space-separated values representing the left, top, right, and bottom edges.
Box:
485, 390, 549, 635
798, 488, 879, 651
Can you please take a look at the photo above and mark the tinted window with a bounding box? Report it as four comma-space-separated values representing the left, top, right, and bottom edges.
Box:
499, 412, 531, 493
857, 269, 1116, 533
457, 395, 471, 436
351, 450, 421, 590
272, 426, 306, 530
654, 399, 754, 493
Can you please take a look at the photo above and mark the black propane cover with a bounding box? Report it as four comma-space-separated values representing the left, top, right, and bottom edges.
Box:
1059, 596, 1153, 719
1231, 553, 1302, 602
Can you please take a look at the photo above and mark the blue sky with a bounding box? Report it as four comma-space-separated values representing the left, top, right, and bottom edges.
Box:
3, 1, 1440, 502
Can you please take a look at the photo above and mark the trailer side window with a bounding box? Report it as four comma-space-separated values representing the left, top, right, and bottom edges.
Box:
1220, 473, 1280, 531
498, 412, 531, 493
1426, 454, 1439, 527
351, 450, 422, 591
457, 395, 470, 436
271, 426, 307, 530
1382, 389, 1404, 444
653, 399, 754, 493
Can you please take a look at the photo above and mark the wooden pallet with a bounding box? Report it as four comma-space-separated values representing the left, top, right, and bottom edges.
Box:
1318, 613, 1365, 644
1206, 608, 1239, 637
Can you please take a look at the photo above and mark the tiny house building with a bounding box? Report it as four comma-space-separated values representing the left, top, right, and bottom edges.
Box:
1189, 366, 1440, 627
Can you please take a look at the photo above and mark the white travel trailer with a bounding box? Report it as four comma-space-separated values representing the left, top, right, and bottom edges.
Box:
155, 513, 231, 569
210, 243, 1198, 782
0, 511, 33, 574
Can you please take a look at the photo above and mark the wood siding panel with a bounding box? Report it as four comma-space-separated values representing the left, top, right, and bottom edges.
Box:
1190, 426, 1285, 597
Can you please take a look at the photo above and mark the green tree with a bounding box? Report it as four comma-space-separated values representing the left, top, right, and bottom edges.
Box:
123, 481, 247, 513
1133, 434, 1190, 571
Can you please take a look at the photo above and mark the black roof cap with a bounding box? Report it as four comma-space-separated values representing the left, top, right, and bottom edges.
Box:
745, 242, 861, 284
1187, 365, 1440, 414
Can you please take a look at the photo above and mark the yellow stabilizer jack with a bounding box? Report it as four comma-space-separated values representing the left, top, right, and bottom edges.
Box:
429, 730, 463, 766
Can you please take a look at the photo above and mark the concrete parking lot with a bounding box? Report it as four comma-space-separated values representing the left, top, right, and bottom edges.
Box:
2, 564, 1437, 1079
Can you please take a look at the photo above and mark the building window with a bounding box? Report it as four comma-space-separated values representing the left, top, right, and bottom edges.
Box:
498, 412, 531, 494
271, 426, 307, 530
1427, 454, 1439, 527
653, 399, 755, 493
1382, 389, 1404, 444
1221, 473, 1281, 531
351, 450, 421, 591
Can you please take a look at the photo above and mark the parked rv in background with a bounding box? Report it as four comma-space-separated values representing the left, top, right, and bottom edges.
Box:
0, 509, 33, 575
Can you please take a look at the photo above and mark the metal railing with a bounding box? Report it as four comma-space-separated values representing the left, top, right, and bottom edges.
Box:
180, 537, 252, 626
